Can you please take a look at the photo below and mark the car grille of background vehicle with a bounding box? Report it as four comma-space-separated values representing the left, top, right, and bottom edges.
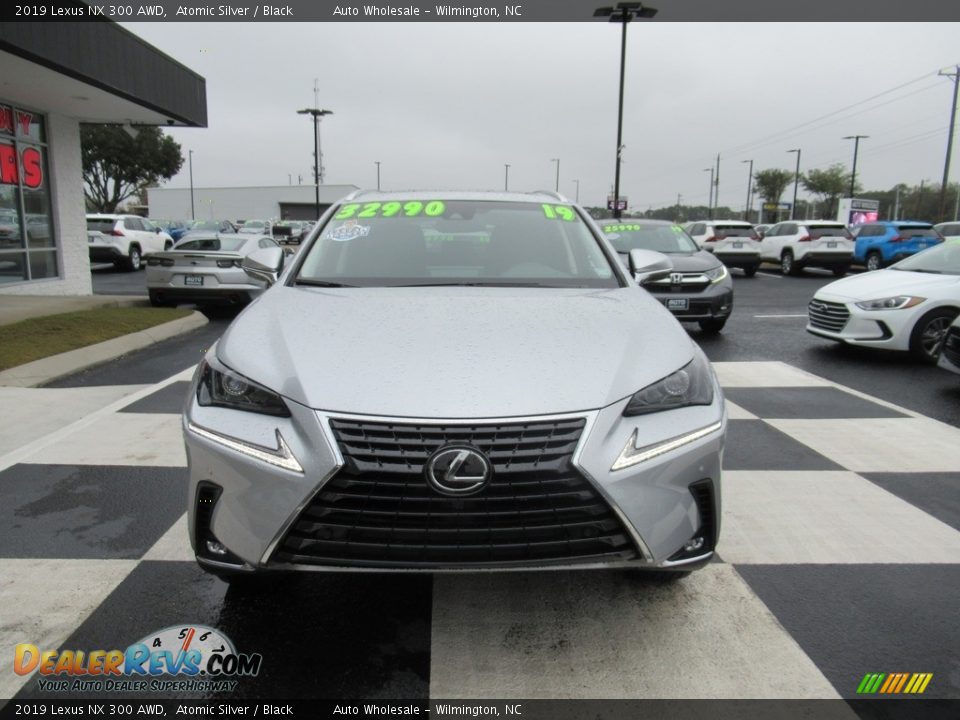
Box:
808, 300, 850, 332
271, 418, 638, 568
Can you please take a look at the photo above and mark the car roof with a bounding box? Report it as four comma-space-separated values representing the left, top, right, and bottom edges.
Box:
341, 189, 573, 204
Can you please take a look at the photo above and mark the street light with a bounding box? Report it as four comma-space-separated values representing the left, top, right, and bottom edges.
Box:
297, 107, 334, 220
572, 179, 580, 203
504, 163, 510, 192
704, 167, 714, 219
787, 149, 801, 220
594, 1, 658, 219
551, 158, 560, 192
188, 150, 195, 221
740, 159, 753, 222
375, 161, 381, 191
843, 135, 868, 199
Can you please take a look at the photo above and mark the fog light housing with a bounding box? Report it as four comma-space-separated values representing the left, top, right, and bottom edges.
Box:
206, 540, 228, 556
683, 537, 705, 553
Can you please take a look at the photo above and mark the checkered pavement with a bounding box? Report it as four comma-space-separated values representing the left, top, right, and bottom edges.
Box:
2, 362, 958, 700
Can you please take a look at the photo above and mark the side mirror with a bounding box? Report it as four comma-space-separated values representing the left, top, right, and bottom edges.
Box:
242, 246, 285, 287
628, 248, 673, 284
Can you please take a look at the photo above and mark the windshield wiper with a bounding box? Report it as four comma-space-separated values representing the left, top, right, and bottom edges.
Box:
294, 279, 356, 288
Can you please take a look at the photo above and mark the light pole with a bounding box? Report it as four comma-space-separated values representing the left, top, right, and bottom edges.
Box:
740, 159, 753, 222
938, 65, 959, 222
572, 179, 580, 203
188, 150, 195, 220
594, 2, 658, 220
787, 149, 801, 220
504, 163, 510, 192
843, 135, 868, 199
704, 167, 714, 219
551, 158, 560, 192
297, 107, 333, 220
375, 161, 381, 191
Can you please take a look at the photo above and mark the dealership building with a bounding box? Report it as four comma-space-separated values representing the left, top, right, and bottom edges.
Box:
147, 184, 360, 224
0, 23, 206, 296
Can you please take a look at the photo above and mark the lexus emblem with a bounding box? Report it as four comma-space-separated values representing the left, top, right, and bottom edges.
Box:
670, 272, 684, 285
425, 446, 492, 496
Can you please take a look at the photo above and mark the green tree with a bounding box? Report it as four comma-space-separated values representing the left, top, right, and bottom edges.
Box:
802, 164, 855, 220
81, 125, 183, 212
753, 169, 793, 221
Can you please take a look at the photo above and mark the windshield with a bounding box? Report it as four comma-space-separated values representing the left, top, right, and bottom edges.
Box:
808, 225, 852, 239
896, 225, 938, 239
891, 243, 960, 275
601, 223, 700, 254
714, 224, 758, 239
296, 200, 619, 288
189, 220, 221, 231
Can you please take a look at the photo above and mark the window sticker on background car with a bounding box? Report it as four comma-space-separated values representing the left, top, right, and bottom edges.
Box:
541, 204, 578, 221
605, 224, 641, 233
334, 200, 446, 220
324, 220, 371, 242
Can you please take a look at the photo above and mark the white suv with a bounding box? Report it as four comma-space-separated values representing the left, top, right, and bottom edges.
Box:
684, 220, 762, 276
86, 214, 172, 272
760, 220, 854, 276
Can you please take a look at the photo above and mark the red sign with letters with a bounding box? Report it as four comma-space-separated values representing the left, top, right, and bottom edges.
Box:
0, 143, 43, 189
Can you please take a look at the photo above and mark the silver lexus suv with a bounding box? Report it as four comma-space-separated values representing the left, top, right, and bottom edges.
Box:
183, 191, 726, 582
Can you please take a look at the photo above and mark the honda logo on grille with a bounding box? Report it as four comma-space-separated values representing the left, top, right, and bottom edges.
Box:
425, 446, 492, 496
670, 272, 684, 285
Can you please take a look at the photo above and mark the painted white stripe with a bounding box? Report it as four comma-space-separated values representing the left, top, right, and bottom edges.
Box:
0, 367, 196, 473
143, 513, 193, 562
430, 565, 840, 699
756, 271, 783, 279
721, 470, 960, 564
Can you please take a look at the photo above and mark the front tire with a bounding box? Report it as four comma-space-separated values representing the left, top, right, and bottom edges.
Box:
743, 265, 759, 278
865, 251, 882, 272
699, 317, 728, 334
909, 308, 959, 363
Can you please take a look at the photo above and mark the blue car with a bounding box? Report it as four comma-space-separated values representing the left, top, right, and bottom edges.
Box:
852, 221, 943, 271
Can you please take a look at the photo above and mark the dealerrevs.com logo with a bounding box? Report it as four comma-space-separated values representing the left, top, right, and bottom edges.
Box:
15, 625, 262, 694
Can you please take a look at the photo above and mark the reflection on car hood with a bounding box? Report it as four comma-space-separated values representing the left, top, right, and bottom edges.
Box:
218, 285, 695, 418
617, 250, 720, 273
817, 269, 960, 300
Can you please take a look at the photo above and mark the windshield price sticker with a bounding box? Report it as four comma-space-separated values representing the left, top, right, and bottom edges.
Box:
335, 201, 445, 220
541, 204, 578, 222
605, 224, 641, 233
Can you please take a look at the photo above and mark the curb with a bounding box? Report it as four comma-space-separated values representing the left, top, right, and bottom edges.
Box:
0, 311, 209, 388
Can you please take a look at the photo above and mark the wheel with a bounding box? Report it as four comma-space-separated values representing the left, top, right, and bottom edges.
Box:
742, 265, 759, 278
832, 266, 850, 277
125, 245, 142, 272
865, 252, 882, 272
909, 308, 959, 363
148, 290, 175, 308
698, 317, 727, 334
780, 250, 800, 276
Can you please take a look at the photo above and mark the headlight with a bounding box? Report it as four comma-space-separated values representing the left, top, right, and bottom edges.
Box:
854, 296, 925, 311
704, 265, 728, 284
197, 354, 290, 417
624, 352, 714, 416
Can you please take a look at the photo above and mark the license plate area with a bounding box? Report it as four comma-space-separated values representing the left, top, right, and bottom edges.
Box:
184, 274, 204, 287
665, 298, 689, 311
732, 241, 743, 248
826, 241, 838, 248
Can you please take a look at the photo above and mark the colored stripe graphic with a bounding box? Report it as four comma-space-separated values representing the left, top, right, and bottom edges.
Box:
857, 672, 932, 694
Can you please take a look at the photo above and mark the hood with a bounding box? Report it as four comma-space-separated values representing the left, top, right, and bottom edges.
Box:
817, 269, 960, 300
616, 250, 720, 274
218, 285, 695, 418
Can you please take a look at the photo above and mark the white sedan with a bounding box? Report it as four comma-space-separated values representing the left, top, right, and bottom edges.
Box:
806, 242, 960, 362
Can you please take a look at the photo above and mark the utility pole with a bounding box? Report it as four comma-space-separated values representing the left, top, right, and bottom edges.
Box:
676, 192, 681, 222
188, 150, 195, 220
844, 135, 868, 198
704, 167, 714, 219
915, 179, 925, 218
714, 154, 720, 217
741, 159, 753, 222
938, 65, 959, 222
893, 185, 901, 220
375, 161, 381, 191
504, 163, 510, 192
788, 149, 801, 220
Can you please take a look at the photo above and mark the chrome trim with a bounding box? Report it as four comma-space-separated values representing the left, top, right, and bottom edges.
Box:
261, 558, 651, 574
659, 551, 714, 568
317, 409, 594, 425
187, 422, 303, 474
196, 556, 254, 572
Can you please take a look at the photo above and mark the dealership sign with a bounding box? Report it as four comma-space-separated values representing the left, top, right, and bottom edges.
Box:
0, 106, 43, 189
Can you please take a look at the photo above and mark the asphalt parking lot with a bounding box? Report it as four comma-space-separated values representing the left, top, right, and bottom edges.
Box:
3, 266, 957, 704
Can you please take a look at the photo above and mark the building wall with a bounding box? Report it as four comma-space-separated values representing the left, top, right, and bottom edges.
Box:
148, 185, 358, 224
0, 112, 91, 296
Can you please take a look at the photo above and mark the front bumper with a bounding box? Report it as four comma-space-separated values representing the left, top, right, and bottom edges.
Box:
806, 294, 920, 351
183, 369, 726, 574
647, 283, 734, 322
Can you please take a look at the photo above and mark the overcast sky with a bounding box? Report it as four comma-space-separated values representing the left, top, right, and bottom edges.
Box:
124, 21, 959, 213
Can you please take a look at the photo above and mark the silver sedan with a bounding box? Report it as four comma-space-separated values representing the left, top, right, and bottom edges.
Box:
146, 232, 280, 308
183, 191, 727, 584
